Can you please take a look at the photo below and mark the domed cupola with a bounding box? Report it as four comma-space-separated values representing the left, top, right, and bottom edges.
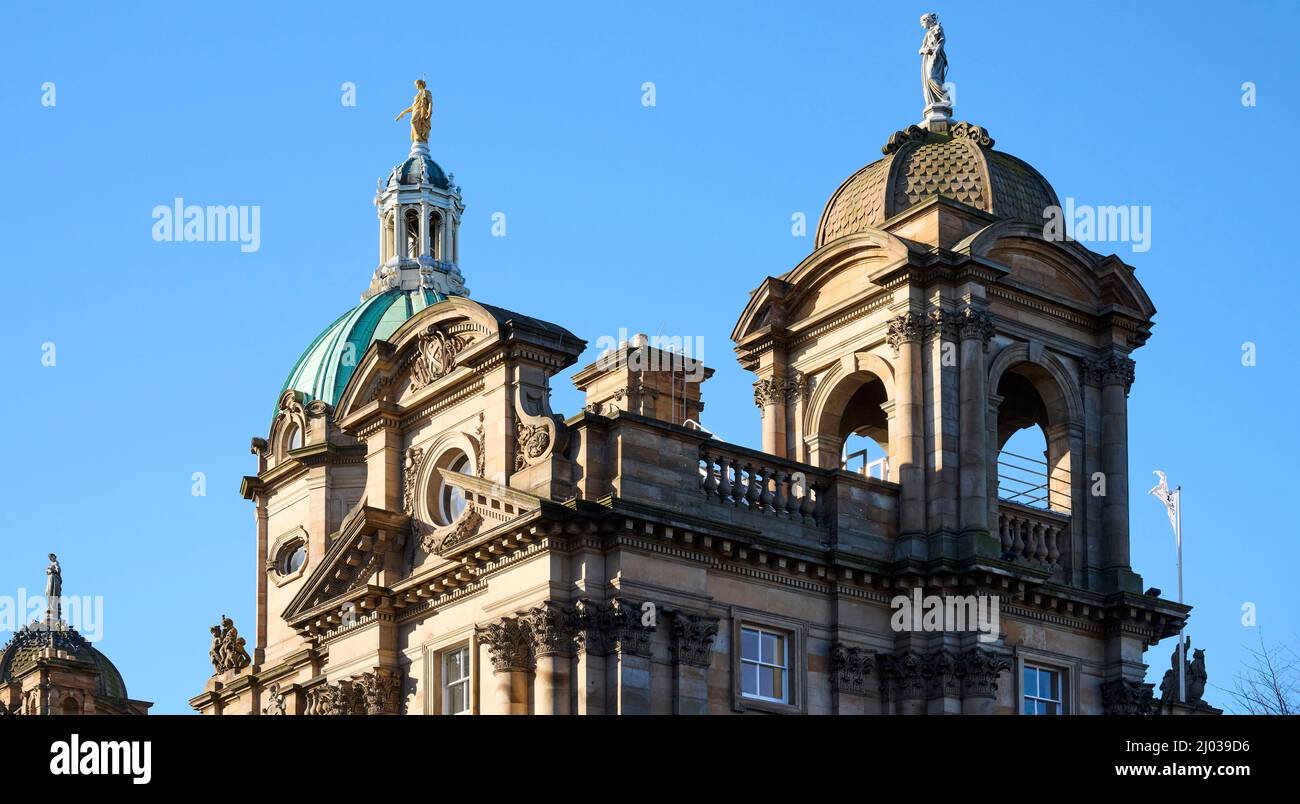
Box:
815, 122, 1060, 248
278, 81, 471, 416
366, 136, 468, 301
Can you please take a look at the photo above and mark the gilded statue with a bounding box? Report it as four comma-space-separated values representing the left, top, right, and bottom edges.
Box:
394, 79, 433, 143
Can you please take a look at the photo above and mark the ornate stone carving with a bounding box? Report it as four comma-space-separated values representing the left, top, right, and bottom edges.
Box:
925, 309, 962, 344
829, 642, 875, 696
670, 612, 719, 668
879, 651, 926, 700
522, 602, 579, 658
304, 682, 345, 715
354, 669, 403, 715
262, 682, 286, 715
477, 617, 533, 672
513, 417, 552, 471
573, 597, 655, 658
409, 326, 469, 391
950, 121, 994, 148
421, 506, 482, 555
208, 614, 251, 674
752, 377, 779, 408
1083, 354, 1136, 391
887, 312, 928, 355
879, 647, 1008, 701
473, 412, 486, 477
753, 372, 809, 410
1102, 677, 1157, 715
956, 307, 994, 343
402, 446, 425, 517
882, 124, 926, 156
955, 647, 1011, 698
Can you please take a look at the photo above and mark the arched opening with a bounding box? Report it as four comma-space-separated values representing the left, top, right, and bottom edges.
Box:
839, 380, 890, 480
995, 366, 1071, 513
429, 211, 443, 261
60, 697, 80, 715
404, 208, 421, 259
382, 211, 396, 263
808, 368, 893, 477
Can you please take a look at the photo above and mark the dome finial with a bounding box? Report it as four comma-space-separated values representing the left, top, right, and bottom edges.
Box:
44, 552, 62, 625
919, 13, 953, 131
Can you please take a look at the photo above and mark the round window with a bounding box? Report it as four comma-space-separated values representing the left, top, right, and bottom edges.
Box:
438, 453, 474, 525
278, 542, 307, 576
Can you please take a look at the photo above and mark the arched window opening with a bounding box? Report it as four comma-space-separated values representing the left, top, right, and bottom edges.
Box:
838, 377, 890, 479
404, 208, 421, 259
995, 368, 1070, 512
283, 424, 303, 455
429, 211, 443, 261
61, 697, 80, 715
382, 211, 396, 263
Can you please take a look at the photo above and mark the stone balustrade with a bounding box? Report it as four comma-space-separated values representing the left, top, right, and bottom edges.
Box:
997, 501, 1069, 571
699, 444, 832, 527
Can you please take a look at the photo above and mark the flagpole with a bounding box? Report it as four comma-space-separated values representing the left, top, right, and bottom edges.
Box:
1175, 486, 1184, 704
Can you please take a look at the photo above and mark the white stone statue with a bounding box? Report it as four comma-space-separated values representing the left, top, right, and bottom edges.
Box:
919, 13, 952, 123
44, 553, 62, 623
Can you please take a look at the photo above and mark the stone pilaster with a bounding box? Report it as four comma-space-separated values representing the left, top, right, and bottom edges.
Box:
670, 611, 718, 714
888, 312, 928, 543
522, 602, 577, 716
829, 642, 877, 714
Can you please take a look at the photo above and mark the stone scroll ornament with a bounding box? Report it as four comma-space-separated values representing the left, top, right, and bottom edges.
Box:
512, 386, 565, 472
209, 614, 251, 674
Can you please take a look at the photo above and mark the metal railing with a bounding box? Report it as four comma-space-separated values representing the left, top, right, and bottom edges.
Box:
996, 449, 1068, 510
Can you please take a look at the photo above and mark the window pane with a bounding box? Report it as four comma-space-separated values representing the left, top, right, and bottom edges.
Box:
1044, 699, 1058, 715
761, 632, 784, 666
1023, 666, 1037, 697
741, 628, 760, 662
1041, 669, 1058, 700
741, 662, 759, 696
759, 666, 776, 699
448, 682, 467, 714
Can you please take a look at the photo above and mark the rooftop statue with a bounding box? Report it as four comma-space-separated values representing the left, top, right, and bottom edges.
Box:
919, 13, 952, 124
394, 79, 433, 143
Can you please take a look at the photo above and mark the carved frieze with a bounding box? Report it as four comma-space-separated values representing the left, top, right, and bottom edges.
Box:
304, 669, 402, 715
421, 507, 482, 555
261, 682, 287, 715
402, 446, 425, 517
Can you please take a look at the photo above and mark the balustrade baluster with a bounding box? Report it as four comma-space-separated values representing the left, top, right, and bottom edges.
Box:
717, 455, 733, 504
745, 464, 762, 508
701, 454, 718, 499
772, 470, 786, 517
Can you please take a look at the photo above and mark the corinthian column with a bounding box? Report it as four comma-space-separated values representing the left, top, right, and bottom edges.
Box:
477, 617, 533, 715
888, 312, 928, 538
958, 308, 993, 533
523, 603, 576, 716
1088, 354, 1136, 578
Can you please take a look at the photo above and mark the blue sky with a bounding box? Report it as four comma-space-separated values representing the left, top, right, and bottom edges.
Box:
1, 1, 1295, 713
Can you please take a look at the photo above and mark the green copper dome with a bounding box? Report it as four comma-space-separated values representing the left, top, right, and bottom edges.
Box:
279, 288, 447, 415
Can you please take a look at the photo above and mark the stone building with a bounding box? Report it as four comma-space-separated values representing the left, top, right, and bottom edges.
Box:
1, 562, 152, 716
192, 45, 1192, 715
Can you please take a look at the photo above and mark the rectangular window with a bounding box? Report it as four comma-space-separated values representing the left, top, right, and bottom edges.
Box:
442, 646, 471, 715
1022, 664, 1062, 715
739, 626, 788, 703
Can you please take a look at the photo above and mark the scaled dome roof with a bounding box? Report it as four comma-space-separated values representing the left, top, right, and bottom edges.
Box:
816, 122, 1059, 247
0, 622, 129, 700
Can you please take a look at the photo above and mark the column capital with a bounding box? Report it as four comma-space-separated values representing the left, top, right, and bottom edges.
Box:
1083, 353, 1136, 392
476, 617, 533, 673
887, 312, 928, 355
670, 611, 719, 668
829, 641, 875, 696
